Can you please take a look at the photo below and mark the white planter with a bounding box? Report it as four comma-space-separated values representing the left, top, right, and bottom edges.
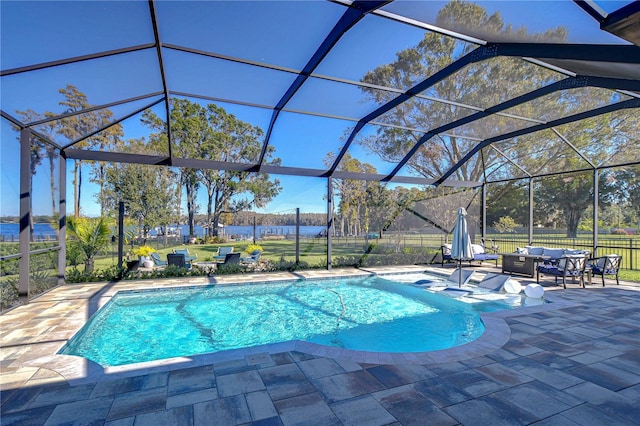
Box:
138, 256, 153, 268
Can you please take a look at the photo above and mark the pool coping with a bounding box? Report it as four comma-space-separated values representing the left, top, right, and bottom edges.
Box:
4, 266, 587, 387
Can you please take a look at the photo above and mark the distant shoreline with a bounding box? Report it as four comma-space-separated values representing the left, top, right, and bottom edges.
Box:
0, 222, 327, 240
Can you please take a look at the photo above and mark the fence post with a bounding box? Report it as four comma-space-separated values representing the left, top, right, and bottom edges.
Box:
630, 238, 634, 270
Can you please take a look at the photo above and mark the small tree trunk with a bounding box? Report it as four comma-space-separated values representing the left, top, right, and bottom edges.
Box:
77, 162, 83, 217
207, 188, 214, 237
85, 257, 94, 274
566, 209, 581, 238
185, 180, 196, 237
49, 151, 57, 220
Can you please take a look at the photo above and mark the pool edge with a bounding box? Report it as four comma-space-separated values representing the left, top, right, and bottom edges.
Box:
25, 286, 580, 387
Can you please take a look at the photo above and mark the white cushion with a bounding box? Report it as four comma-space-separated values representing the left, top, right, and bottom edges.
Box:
442, 244, 452, 255
565, 249, 588, 256
471, 244, 485, 254
543, 248, 565, 259
558, 255, 585, 271
516, 247, 529, 254
525, 246, 544, 256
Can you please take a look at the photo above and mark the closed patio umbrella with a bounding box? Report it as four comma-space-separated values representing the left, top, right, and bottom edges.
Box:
452, 207, 474, 287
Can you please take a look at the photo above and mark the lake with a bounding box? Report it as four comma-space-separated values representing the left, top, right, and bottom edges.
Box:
0, 223, 326, 242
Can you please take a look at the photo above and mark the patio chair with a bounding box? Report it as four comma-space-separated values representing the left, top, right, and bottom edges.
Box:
214, 246, 234, 262
150, 252, 167, 267
588, 254, 621, 286
441, 244, 454, 266
167, 253, 191, 269
241, 249, 262, 264
173, 248, 197, 262
537, 255, 587, 289
222, 252, 241, 265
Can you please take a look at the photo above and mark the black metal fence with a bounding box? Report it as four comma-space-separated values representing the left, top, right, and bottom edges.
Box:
488, 236, 638, 271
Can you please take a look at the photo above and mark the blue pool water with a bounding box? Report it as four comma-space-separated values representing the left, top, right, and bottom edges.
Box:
61, 276, 516, 367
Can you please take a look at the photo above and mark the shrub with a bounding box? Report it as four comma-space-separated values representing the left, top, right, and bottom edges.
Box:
245, 244, 263, 254
156, 264, 191, 277
1, 257, 19, 276
132, 245, 155, 257
0, 277, 18, 310
65, 264, 210, 283
215, 263, 247, 275
204, 235, 225, 244
126, 265, 208, 279
1, 268, 59, 311
275, 259, 312, 272
66, 265, 124, 283
611, 228, 633, 236
66, 243, 84, 267
493, 216, 518, 233
29, 269, 55, 294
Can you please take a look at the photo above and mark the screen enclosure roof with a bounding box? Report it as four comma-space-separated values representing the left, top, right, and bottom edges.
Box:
1, 0, 639, 188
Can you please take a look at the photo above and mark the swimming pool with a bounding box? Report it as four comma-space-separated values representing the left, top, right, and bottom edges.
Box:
60, 275, 521, 366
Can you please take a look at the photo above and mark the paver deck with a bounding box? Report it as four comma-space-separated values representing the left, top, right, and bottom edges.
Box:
1, 266, 639, 425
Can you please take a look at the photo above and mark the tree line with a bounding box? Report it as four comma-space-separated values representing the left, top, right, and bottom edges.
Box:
17, 91, 283, 239
228, 211, 326, 226
13, 0, 638, 243
353, 0, 639, 238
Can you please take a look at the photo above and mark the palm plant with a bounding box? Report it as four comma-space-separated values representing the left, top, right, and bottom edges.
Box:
67, 217, 111, 274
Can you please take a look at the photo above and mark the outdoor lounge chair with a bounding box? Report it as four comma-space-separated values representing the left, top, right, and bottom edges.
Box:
441, 243, 499, 267
476, 273, 511, 291
214, 246, 234, 262
447, 269, 474, 287
440, 272, 511, 297
471, 244, 499, 266
588, 254, 621, 286
150, 252, 167, 267
537, 255, 587, 288
413, 269, 474, 288
173, 248, 197, 262
241, 249, 262, 264
167, 253, 191, 269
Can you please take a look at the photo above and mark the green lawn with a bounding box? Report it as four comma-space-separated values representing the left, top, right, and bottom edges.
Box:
3, 234, 638, 311
83, 234, 640, 281
88, 239, 332, 271
3, 233, 639, 282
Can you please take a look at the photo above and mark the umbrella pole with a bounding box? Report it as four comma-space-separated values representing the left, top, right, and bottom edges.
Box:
459, 260, 462, 288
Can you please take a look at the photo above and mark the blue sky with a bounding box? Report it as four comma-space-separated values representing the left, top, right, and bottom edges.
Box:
1, 0, 632, 218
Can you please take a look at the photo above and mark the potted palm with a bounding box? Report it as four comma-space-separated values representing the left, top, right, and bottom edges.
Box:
132, 245, 155, 268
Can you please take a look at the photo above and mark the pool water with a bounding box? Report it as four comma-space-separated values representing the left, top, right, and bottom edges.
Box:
60, 276, 517, 366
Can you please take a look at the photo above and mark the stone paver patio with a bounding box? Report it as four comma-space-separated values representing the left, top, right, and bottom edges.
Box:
1, 266, 639, 425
